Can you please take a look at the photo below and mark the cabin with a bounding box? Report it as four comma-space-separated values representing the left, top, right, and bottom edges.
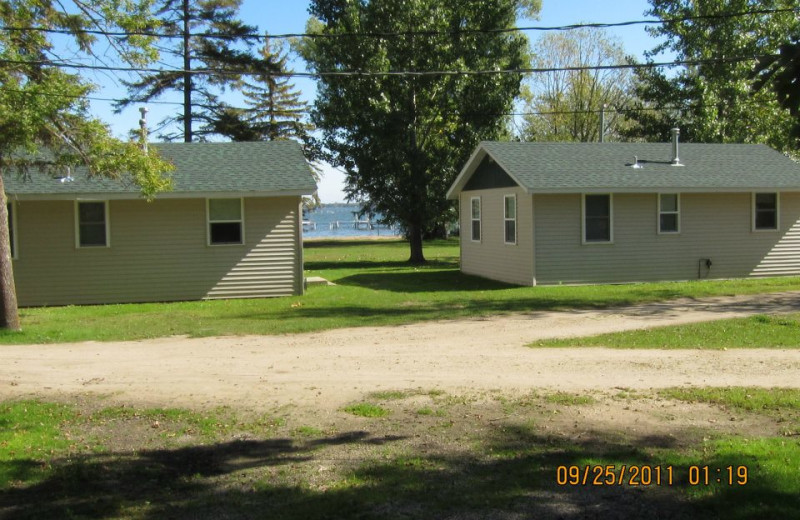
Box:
5, 141, 317, 306
447, 131, 800, 285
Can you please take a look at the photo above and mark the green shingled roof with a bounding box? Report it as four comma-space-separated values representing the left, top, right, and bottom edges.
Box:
5, 141, 317, 198
448, 141, 800, 198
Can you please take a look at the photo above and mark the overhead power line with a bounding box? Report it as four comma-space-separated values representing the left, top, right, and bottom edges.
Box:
0, 6, 796, 40
0, 85, 781, 120
0, 55, 769, 78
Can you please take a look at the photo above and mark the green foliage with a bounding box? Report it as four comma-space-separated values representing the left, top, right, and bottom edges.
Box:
300, 0, 536, 262
535, 313, 800, 349
0, 0, 174, 329
625, 0, 798, 149
521, 28, 635, 142
342, 403, 390, 418
116, 0, 268, 142
753, 39, 800, 142
543, 392, 595, 406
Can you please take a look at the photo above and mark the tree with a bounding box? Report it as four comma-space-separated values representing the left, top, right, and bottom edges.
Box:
753, 39, 800, 145
115, 0, 269, 142
520, 28, 634, 142
625, 0, 798, 148
208, 38, 322, 206
300, 0, 539, 264
0, 0, 173, 330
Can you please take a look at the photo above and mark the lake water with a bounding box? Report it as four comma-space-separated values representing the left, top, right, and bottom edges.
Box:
303, 204, 401, 239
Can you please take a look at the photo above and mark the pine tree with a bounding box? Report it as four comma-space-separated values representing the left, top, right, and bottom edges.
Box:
115, 0, 269, 142
209, 39, 321, 206
208, 39, 313, 143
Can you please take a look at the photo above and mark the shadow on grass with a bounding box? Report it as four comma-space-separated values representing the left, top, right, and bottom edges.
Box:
334, 270, 514, 292
306, 259, 456, 272
2, 426, 795, 519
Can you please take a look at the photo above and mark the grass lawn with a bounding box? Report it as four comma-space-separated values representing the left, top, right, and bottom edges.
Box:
534, 313, 800, 349
2, 238, 800, 344
2, 388, 799, 519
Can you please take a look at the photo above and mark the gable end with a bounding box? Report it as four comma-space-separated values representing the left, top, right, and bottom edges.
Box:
463, 155, 519, 191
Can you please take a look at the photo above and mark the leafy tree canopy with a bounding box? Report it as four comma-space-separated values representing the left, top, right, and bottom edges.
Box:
520, 28, 635, 142
625, 0, 798, 148
0, 0, 173, 330
300, 0, 537, 263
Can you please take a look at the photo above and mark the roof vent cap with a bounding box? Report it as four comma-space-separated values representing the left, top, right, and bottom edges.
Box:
671, 127, 684, 166
631, 155, 643, 169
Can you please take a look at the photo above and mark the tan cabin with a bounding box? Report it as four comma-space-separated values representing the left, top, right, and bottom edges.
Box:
5, 141, 317, 306
447, 135, 800, 286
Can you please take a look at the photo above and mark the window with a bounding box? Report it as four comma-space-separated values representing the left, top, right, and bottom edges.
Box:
6, 202, 16, 259
753, 193, 778, 231
470, 197, 481, 242
583, 194, 612, 243
208, 198, 244, 245
504, 195, 516, 244
658, 193, 680, 234
76, 201, 109, 248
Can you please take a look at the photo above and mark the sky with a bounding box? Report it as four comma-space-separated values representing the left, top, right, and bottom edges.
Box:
94, 0, 663, 203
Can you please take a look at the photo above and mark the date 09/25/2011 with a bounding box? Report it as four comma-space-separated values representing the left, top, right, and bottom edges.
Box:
556, 465, 749, 487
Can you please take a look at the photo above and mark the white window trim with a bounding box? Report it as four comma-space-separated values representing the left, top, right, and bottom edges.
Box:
504, 194, 517, 245
581, 193, 614, 245
657, 193, 681, 235
752, 192, 780, 232
470, 196, 481, 243
74, 200, 111, 249
207, 198, 245, 246
7, 201, 17, 260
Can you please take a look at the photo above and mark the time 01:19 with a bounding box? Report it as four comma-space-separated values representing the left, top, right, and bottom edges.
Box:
688, 465, 748, 486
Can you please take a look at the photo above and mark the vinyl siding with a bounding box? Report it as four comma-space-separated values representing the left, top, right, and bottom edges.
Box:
11, 196, 302, 306
533, 192, 800, 284
460, 187, 534, 286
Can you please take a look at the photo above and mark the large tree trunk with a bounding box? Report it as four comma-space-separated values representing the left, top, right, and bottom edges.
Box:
408, 222, 426, 265
0, 174, 20, 331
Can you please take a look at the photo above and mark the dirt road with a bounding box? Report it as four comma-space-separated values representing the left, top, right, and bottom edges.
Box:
2, 291, 800, 411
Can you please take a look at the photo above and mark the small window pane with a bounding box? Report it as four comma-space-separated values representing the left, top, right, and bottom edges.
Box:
756, 211, 777, 230
585, 195, 610, 218
755, 193, 777, 211
505, 220, 516, 243
210, 222, 242, 244
471, 220, 481, 242
505, 196, 516, 219
585, 195, 611, 242
586, 218, 610, 242
755, 193, 777, 230
80, 224, 107, 246
471, 198, 480, 219
660, 194, 677, 212
209, 199, 241, 221
78, 202, 107, 247
660, 214, 678, 233
79, 202, 105, 224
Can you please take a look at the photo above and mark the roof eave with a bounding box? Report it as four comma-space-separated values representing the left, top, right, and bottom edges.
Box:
8, 188, 317, 201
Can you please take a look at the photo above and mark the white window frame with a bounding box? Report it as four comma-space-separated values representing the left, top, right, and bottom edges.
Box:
7, 201, 17, 260
582, 193, 614, 245
207, 198, 245, 246
752, 192, 780, 232
470, 196, 481, 243
658, 193, 681, 234
74, 200, 110, 249
504, 194, 517, 245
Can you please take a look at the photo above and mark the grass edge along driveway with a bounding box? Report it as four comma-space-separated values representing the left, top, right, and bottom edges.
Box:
3, 239, 800, 344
